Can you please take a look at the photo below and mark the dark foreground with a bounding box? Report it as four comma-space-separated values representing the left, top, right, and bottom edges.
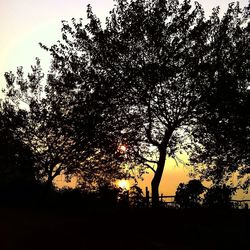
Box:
0, 207, 249, 250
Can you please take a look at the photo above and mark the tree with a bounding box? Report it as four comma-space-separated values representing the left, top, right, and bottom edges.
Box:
0, 103, 36, 188
175, 180, 205, 208
190, 2, 250, 190
128, 184, 145, 208
3, 59, 127, 189
42, 0, 212, 207
203, 184, 236, 209
98, 183, 121, 208
4, 59, 80, 188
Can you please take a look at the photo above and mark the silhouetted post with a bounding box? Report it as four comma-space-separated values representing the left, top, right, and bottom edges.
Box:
145, 187, 150, 208
126, 190, 129, 205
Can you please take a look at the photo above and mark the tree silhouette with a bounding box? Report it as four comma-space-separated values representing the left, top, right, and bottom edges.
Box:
42, 0, 214, 207
203, 184, 236, 209
0, 103, 36, 188
128, 184, 145, 208
37, 0, 250, 204
3, 59, 127, 189
175, 180, 205, 208
190, 3, 250, 190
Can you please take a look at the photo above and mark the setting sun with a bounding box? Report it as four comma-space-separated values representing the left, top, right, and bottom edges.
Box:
118, 144, 127, 153
117, 179, 130, 190
120, 145, 127, 151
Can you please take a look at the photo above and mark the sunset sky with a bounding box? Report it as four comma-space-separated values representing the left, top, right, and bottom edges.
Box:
0, 0, 249, 198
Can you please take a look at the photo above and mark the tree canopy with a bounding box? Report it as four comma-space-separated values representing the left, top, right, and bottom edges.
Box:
3, 58, 127, 189
190, 2, 250, 191
175, 180, 205, 208
39, 0, 250, 205
0, 103, 36, 187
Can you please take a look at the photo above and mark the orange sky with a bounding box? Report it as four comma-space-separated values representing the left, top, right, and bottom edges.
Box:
55, 154, 250, 201
55, 160, 191, 196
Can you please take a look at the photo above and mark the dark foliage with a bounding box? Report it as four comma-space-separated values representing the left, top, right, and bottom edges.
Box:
3, 58, 127, 189
175, 180, 205, 208
128, 184, 146, 208
190, 2, 250, 190
41, 0, 215, 207
0, 104, 38, 199
97, 183, 121, 208
203, 185, 236, 209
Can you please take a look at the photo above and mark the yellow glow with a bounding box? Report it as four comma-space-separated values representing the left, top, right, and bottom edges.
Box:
117, 179, 130, 190
55, 175, 77, 189
119, 145, 127, 152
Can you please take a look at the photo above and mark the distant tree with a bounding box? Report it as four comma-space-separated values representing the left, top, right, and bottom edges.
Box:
175, 180, 205, 208
4, 60, 81, 188
42, 0, 213, 207
98, 183, 120, 208
203, 185, 236, 209
3, 59, 127, 189
0, 103, 36, 188
129, 184, 145, 208
190, 3, 250, 190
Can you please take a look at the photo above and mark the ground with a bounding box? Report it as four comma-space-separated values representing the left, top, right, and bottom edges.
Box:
0, 207, 249, 250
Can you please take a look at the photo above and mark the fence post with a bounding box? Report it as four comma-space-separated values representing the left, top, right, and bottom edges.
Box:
146, 187, 150, 208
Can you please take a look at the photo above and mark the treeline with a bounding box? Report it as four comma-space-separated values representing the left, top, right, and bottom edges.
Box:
174, 180, 244, 209
1, 0, 250, 207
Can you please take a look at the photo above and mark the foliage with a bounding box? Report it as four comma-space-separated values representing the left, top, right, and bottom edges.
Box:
175, 180, 205, 208
3, 59, 82, 187
190, 2, 250, 190
203, 185, 236, 209
41, 0, 213, 207
0, 103, 36, 188
128, 184, 145, 208
98, 183, 121, 208
3, 58, 127, 189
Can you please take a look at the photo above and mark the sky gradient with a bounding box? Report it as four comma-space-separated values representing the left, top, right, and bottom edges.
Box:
0, 0, 249, 197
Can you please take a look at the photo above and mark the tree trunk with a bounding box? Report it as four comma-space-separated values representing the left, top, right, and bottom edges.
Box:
46, 175, 54, 190
151, 148, 167, 208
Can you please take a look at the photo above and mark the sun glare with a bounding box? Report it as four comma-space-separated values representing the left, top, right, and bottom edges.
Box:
120, 145, 126, 151
118, 144, 127, 152
117, 179, 130, 190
